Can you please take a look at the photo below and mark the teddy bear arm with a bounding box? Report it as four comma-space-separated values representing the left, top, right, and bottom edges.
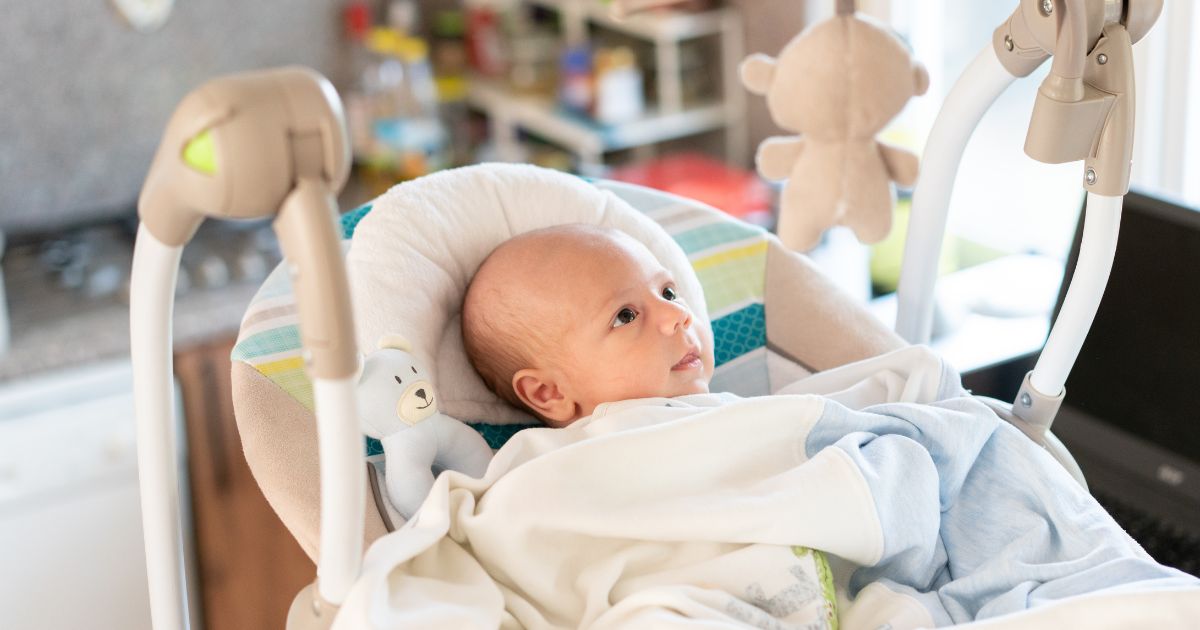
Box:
380, 422, 439, 518
878, 142, 920, 188
384, 458, 436, 519
432, 415, 494, 478
756, 137, 806, 181
362, 412, 416, 440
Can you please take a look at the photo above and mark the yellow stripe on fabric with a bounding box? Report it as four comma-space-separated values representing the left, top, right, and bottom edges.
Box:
255, 356, 305, 376
269, 371, 314, 411
249, 356, 316, 411
691, 240, 768, 272
695, 249, 767, 314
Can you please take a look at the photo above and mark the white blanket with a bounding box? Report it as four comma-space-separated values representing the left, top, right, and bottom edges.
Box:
332, 347, 1200, 629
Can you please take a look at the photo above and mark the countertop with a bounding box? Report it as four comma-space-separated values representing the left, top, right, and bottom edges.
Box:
0, 220, 272, 384
0, 280, 260, 384
0, 170, 380, 384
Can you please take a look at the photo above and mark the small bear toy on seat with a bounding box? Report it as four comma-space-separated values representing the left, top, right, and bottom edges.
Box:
740, 0, 929, 252
357, 335, 493, 519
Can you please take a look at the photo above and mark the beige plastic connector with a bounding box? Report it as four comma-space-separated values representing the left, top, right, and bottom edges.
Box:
137, 66, 357, 379
273, 179, 358, 380
1025, 23, 1133, 195
994, 0, 1162, 78
1003, 0, 1163, 196
286, 582, 338, 630
1011, 371, 1066, 437
138, 66, 350, 245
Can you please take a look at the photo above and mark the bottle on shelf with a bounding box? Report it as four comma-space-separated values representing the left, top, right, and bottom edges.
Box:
559, 45, 594, 116
593, 47, 644, 124
342, 0, 376, 162
466, 4, 508, 77
432, 9, 473, 167
352, 26, 450, 183
504, 8, 559, 97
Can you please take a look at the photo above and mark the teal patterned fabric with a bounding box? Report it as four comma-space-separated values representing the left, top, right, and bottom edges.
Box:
341, 202, 373, 238
712, 303, 767, 367
468, 422, 542, 450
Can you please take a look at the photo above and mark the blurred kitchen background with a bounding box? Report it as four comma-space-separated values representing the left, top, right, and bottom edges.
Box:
1, 0, 1197, 629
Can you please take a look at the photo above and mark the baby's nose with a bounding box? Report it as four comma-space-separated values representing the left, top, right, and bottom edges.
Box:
416, 388, 427, 400
657, 301, 692, 335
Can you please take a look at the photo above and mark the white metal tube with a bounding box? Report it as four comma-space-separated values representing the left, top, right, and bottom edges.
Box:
130, 224, 188, 630
313, 376, 365, 604
1029, 192, 1123, 397
895, 44, 1019, 343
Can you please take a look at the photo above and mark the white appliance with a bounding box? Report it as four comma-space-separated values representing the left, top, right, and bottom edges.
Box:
0, 359, 199, 629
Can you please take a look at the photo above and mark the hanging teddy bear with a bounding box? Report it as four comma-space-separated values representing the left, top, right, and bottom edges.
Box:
357, 334, 493, 519
740, 0, 929, 252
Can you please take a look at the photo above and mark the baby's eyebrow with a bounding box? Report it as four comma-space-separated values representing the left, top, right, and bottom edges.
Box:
595, 271, 674, 319
595, 288, 627, 319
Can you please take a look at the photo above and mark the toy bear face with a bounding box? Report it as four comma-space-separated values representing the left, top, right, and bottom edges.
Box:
357, 346, 440, 439
742, 15, 929, 140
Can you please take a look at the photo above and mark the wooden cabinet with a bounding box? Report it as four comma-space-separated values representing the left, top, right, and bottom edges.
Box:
175, 337, 313, 630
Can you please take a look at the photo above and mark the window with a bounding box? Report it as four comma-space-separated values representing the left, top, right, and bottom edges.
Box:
877, 1, 1199, 259
1130, 1, 1200, 205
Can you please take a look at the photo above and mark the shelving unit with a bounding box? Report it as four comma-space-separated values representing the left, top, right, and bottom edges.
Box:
464, 0, 747, 172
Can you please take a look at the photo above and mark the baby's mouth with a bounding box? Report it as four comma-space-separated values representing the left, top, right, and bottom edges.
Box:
417, 396, 434, 410
671, 350, 702, 371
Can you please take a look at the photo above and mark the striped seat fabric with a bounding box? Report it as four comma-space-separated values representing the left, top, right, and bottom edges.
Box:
231, 180, 772, 450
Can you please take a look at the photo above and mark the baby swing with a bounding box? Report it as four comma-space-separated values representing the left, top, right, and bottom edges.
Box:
128, 0, 1199, 628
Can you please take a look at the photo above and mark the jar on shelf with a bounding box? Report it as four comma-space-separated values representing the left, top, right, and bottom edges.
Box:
593, 47, 645, 124
354, 28, 450, 182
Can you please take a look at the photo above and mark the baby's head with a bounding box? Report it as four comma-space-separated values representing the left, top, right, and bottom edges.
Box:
462, 224, 714, 427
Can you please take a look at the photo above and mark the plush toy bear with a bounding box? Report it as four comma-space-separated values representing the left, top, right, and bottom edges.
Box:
740, 5, 929, 252
357, 335, 493, 519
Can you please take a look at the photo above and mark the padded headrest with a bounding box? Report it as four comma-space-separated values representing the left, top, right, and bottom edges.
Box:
346, 163, 713, 425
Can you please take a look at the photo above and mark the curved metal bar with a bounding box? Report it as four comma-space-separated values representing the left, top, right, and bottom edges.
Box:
130, 225, 189, 630
132, 68, 360, 629
894, 44, 1019, 344
1030, 192, 1123, 399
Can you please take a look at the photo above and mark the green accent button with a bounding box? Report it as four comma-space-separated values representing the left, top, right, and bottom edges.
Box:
183, 129, 217, 175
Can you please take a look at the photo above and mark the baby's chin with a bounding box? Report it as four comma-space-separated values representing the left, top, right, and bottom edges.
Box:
670, 375, 712, 397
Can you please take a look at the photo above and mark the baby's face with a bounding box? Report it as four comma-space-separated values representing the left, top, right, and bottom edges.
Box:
492, 225, 705, 422
515, 229, 714, 424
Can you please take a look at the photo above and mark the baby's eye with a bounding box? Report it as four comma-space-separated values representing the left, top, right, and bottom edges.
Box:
411, 365, 417, 374
612, 307, 638, 328
394, 375, 403, 385
662, 286, 677, 301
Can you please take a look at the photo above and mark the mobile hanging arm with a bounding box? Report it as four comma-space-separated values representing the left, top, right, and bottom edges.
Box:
131, 67, 362, 629
895, 0, 1162, 439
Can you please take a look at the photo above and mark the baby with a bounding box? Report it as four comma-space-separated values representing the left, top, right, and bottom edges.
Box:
462, 223, 714, 427
456, 224, 1199, 627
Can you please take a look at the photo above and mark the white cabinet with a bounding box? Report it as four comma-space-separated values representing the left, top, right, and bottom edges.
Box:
0, 360, 198, 630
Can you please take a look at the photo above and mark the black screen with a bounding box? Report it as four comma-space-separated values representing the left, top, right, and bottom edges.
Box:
1056, 191, 1200, 463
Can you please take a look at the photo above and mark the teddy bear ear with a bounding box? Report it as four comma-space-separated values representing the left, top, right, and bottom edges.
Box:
377, 334, 413, 353
739, 54, 777, 96
912, 62, 930, 96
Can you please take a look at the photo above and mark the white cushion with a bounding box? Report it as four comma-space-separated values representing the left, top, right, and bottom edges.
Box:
346, 163, 713, 425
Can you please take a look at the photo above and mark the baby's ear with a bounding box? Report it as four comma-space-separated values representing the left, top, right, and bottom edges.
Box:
739, 54, 777, 96
512, 369, 576, 427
